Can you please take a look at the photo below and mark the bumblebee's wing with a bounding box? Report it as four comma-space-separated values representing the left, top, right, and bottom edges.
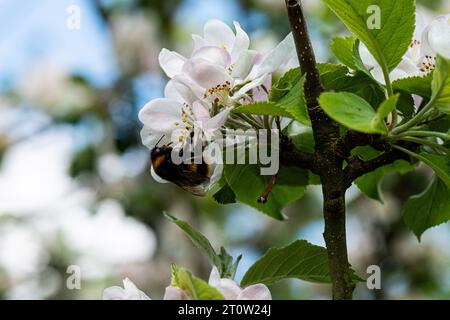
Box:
178, 184, 208, 196
174, 164, 210, 196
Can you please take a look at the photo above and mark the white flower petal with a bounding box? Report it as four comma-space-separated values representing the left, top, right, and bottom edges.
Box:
192, 34, 207, 52
427, 15, 450, 58
173, 74, 206, 101
232, 74, 268, 100
193, 101, 211, 124
203, 19, 235, 50
231, 21, 250, 62
204, 107, 232, 130
165, 80, 196, 104
216, 279, 242, 300
371, 66, 386, 84
140, 128, 170, 150
358, 44, 378, 70
231, 50, 259, 79
252, 75, 271, 102
192, 46, 231, 67
138, 98, 183, 133
183, 58, 233, 89
208, 266, 221, 287
254, 33, 295, 78
103, 286, 125, 300
159, 48, 187, 78
104, 278, 151, 300
164, 286, 189, 300
208, 267, 242, 300
237, 284, 272, 300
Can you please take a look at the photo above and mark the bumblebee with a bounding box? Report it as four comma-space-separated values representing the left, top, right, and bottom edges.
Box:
151, 144, 211, 196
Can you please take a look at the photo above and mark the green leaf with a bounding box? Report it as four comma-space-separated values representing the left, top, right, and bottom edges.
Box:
428, 115, 450, 133
375, 94, 399, 121
418, 153, 450, 189
318, 63, 351, 90
232, 101, 292, 118
355, 159, 415, 202
317, 63, 385, 107
269, 67, 303, 101
403, 177, 450, 240
290, 128, 315, 154
277, 73, 310, 126
396, 92, 415, 119
324, 0, 415, 75
393, 74, 433, 98
225, 165, 309, 220
319, 92, 387, 134
431, 55, 450, 114
240, 240, 362, 286
171, 265, 224, 300
164, 213, 218, 265
213, 183, 236, 204
164, 213, 240, 279
330, 36, 359, 70
234, 71, 310, 126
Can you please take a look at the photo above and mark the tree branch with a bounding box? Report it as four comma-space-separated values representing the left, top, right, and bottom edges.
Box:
285, 0, 355, 299
344, 142, 417, 186
280, 136, 315, 171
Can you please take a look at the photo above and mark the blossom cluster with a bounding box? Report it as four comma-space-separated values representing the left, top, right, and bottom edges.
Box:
138, 20, 295, 190
361, 13, 450, 83
103, 267, 272, 300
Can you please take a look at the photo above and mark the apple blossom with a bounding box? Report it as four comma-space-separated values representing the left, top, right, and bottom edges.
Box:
359, 13, 450, 84
103, 268, 272, 300
208, 267, 272, 300
158, 19, 295, 106
139, 19, 295, 191
103, 278, 151, 300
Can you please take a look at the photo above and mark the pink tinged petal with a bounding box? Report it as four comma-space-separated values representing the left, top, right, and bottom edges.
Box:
231, 50, 259, 79
192, 46, 231, 67
103, 286, 125, 300
138, 98, 183, 133
159, 48, 187, 78
204, 107, 232, 130
237, 284, 272, 300
203, 19, 235, 50
216, 279, 242, 300
231, 21, 250, 62
413, 94, 423, 112
164, 286, 189, 300
183, 58, 233, 89
427, 15, 450, 58
252, 74, 272, 102
254, 33, 295, 78
192, 101, 211, 124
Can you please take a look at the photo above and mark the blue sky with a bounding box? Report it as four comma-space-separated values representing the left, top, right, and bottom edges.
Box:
0, 0, 248, 90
